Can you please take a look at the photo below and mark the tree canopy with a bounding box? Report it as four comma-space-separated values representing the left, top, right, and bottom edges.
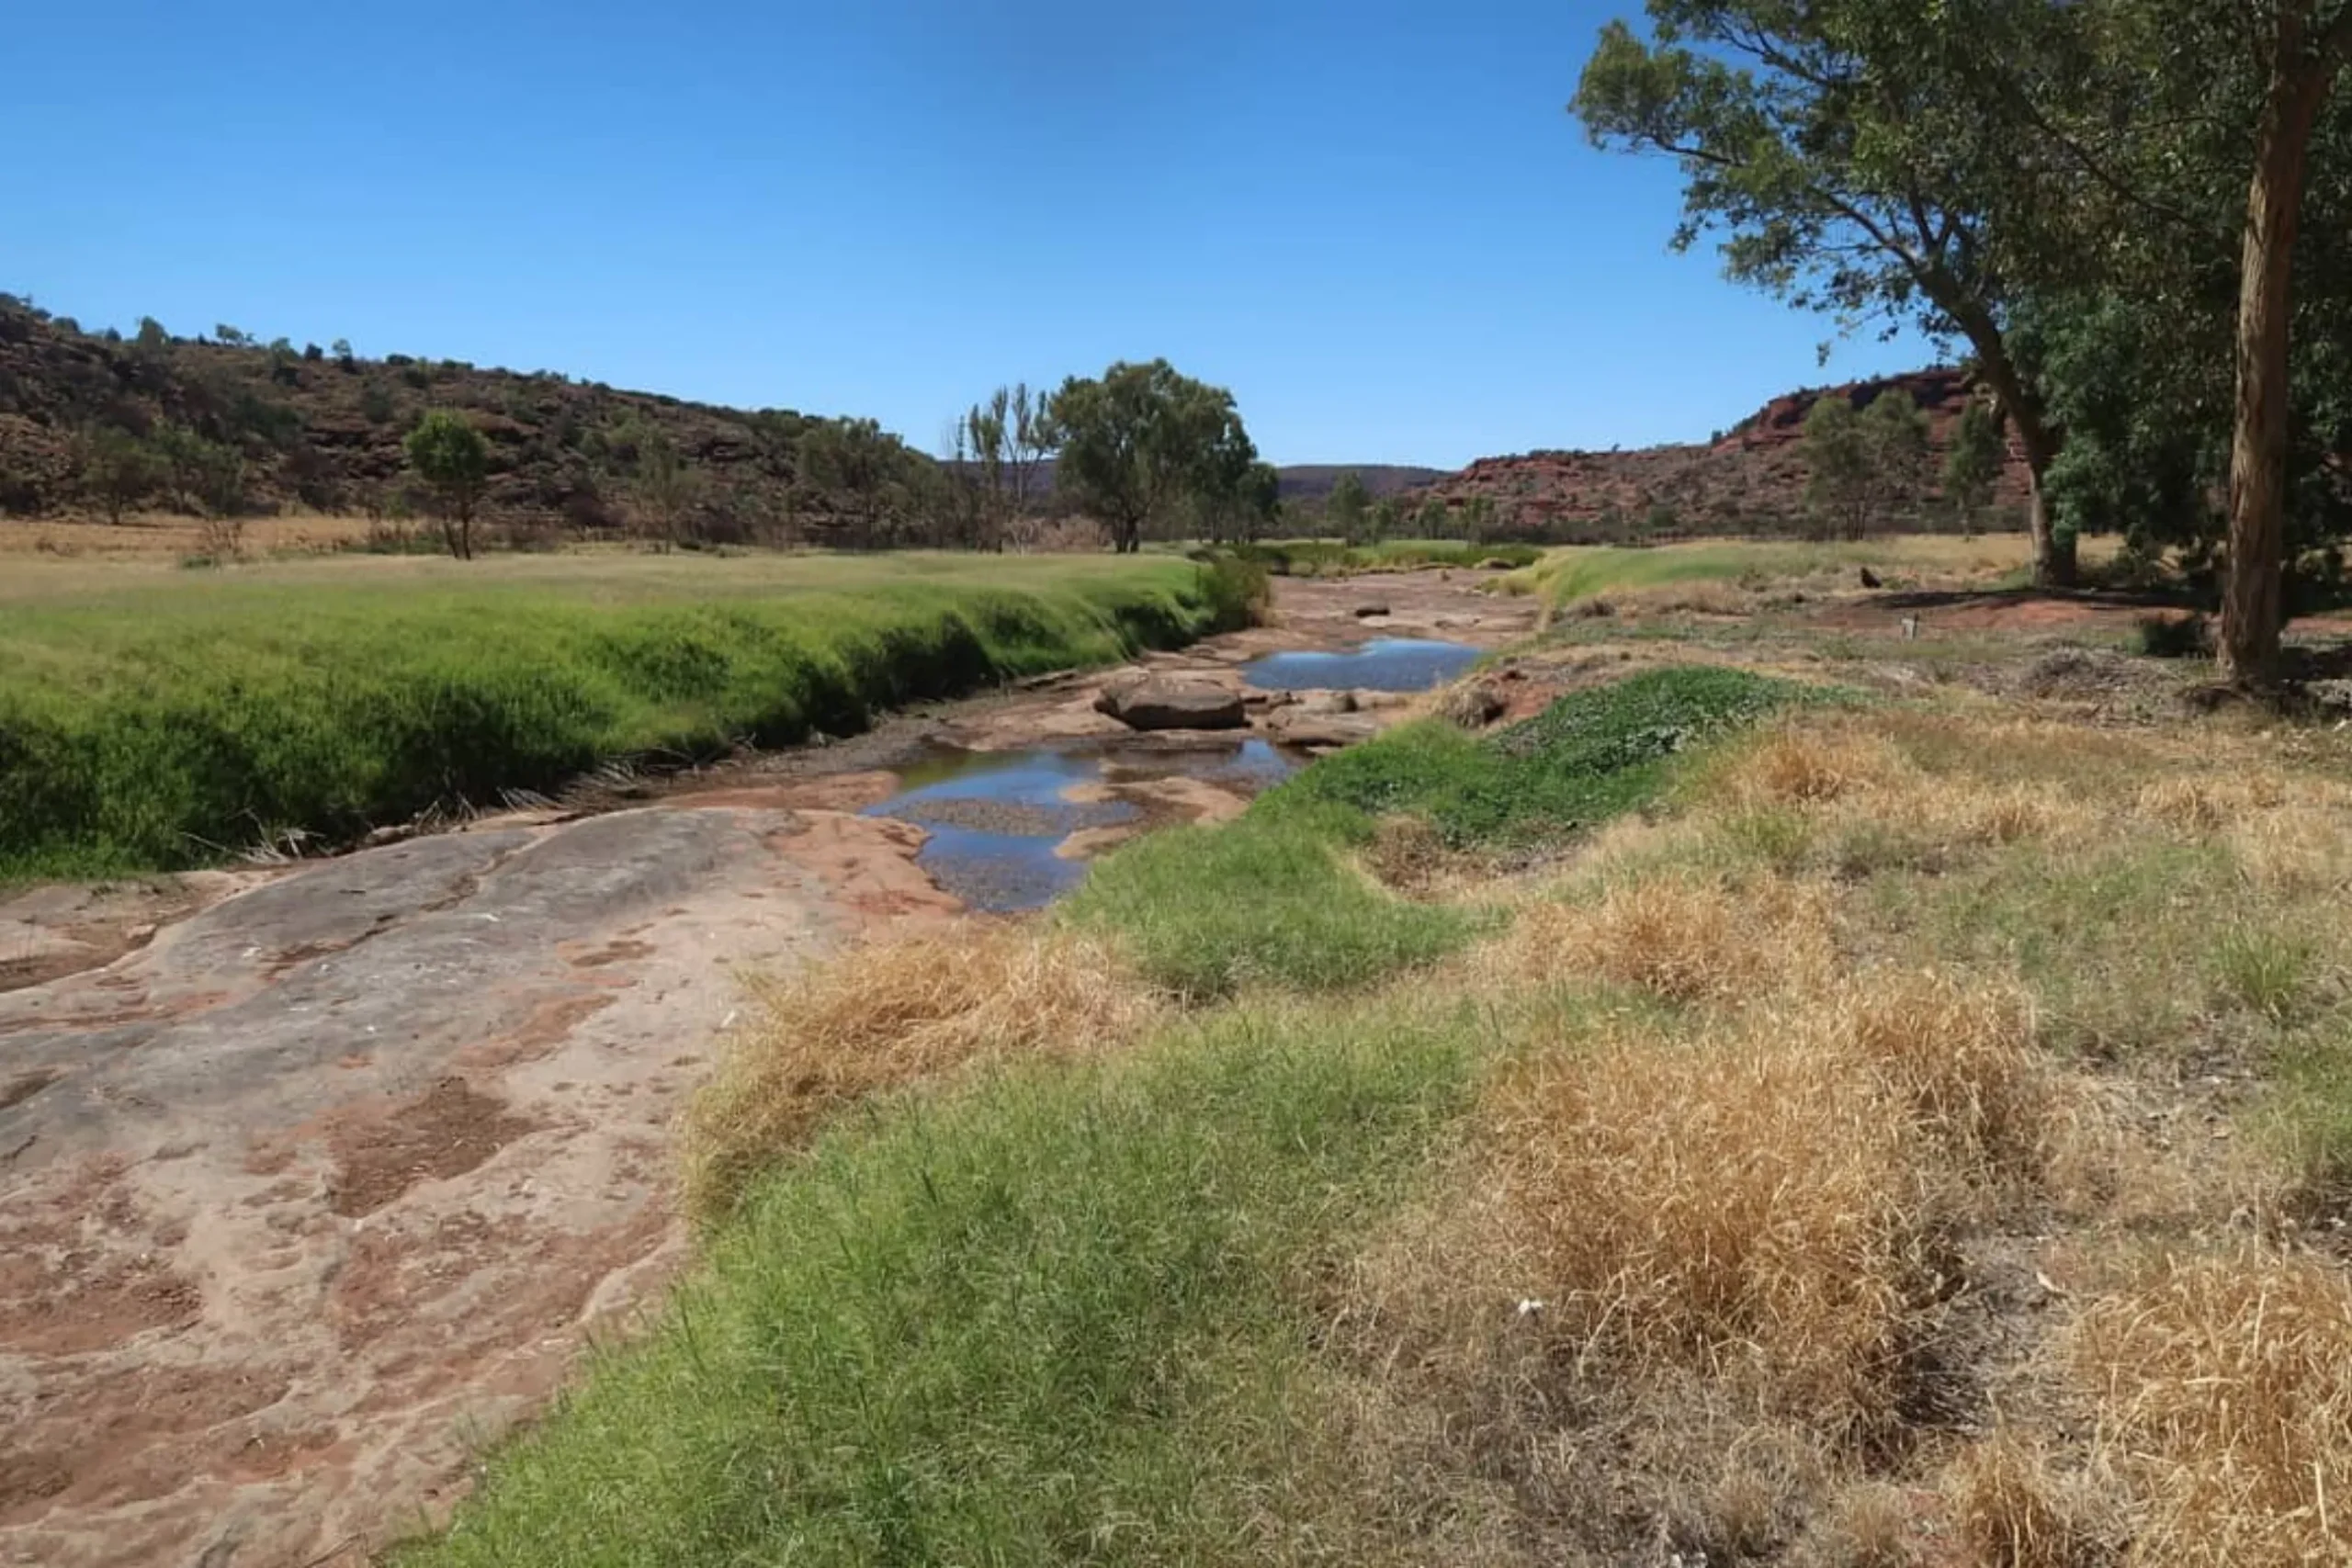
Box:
404, 410, 491, 560
1046, 361, 1260, 554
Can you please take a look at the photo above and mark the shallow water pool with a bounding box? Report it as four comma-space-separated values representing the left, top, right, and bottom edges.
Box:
1238, 637, 1480, 693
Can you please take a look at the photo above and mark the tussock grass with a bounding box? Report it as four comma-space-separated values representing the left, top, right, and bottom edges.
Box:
1484, 870, 1836, 1005
1941, 1434, 2116, 1568
1061, 803, 1481, 999
0, 552, 1240, 878
1483, 1013, 1949, 1442
2070, 1249, 2352, 1565
683, 926, 1159, 1223
396, 581, 2352, 1563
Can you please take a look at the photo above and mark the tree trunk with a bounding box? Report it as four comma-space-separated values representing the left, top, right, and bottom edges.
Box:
1966, 331, 2074, 589
2221, 34, 2338, 688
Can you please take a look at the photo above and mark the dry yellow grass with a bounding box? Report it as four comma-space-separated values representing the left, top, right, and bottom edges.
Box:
682, 926, 1159, 1221
2230, 796, 2352, 897
1481, 1005, 1957, 1441
2069, 1249, 2352, 1566
1941, 1434, 2115, 1568
1820, 971, 2052, 1184
1483, 869, 1837, 1005
0, 510, 374, 562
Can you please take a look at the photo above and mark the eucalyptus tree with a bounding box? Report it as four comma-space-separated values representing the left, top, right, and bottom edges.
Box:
1572, 0, 2100, 584
1047, 361, 1258, 553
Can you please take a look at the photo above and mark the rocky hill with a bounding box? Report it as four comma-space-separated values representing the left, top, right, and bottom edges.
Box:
0, 298, 925, 544
0, 299, 1448, 545
0, 297, 2026, 548
1408, 367, 2033, 542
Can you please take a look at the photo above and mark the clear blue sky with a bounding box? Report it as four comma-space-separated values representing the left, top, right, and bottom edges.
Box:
4, 2, 1929, 468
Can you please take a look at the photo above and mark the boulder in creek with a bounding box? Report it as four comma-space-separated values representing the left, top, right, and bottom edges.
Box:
1093, 676, 1249, 731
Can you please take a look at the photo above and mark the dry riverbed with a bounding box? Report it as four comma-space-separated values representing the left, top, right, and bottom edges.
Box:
0, 569, 1534, 1568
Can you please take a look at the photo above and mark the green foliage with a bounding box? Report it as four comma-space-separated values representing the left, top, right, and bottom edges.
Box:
1942, 399, 2006, 528
404, 410, 492, 558
359, 381, 398, 424
1066, 805, 1479, 999
396, 1000, 1479, 1568
2210, 924, 2321, 1023
1192, 554, 1272, 629
1046, 359, 1260, 553
1326, 470, 1372, 543
1291, 666, 1822, 849
1804, 390, 1927, 541
607, 417, 700, 549
0, 558, 1234, 881
150, 423, 242, 516
79, 425, 164, 524
794, 416, 928, 547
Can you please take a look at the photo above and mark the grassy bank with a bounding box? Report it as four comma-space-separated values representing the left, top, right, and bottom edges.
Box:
1500, 535, 2054, 606
0, 552, 1249, 879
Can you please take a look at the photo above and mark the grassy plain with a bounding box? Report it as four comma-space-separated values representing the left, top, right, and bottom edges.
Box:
0, 549, 1244, 878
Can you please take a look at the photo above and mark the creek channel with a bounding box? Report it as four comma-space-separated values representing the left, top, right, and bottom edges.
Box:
858, 636, 1484, 913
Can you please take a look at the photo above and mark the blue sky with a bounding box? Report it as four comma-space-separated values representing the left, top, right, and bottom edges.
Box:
4, 2, 1928, 468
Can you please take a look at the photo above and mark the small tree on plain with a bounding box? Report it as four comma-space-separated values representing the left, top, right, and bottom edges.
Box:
1804, 397, 1871, 542
1046, 360, 1257, 553
1942, 398, 2006, 536
1862, 390, 1930, 529
1327, 470, 1372, 544
80, 426, 164, 525
404, 410, 491, 559
622, 423, 700, 551
1806, 389, 1930, 541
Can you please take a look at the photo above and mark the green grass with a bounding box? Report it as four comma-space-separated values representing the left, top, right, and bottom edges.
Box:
1504, 536, 2041, 605
1064, 667, 1818, 999
397, 998, 1486, 1568
0, 553, 1250, 879
1062, 800, 1480, 1000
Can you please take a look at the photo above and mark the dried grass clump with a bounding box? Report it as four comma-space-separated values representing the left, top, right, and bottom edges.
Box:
1360, 814, 1466, 897
2231, 799, 2352, 897
1821, 972, 2050, 1182
1709, 726, 1917, 810
683, 927, 1158, 1221
1486, 1019, 1948, 1441
2069, 1249, 2352, 1566
1487, 871, 1836, 1006
1785, 1481, 1923, 1568
1941, 1434, 2116, 1568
